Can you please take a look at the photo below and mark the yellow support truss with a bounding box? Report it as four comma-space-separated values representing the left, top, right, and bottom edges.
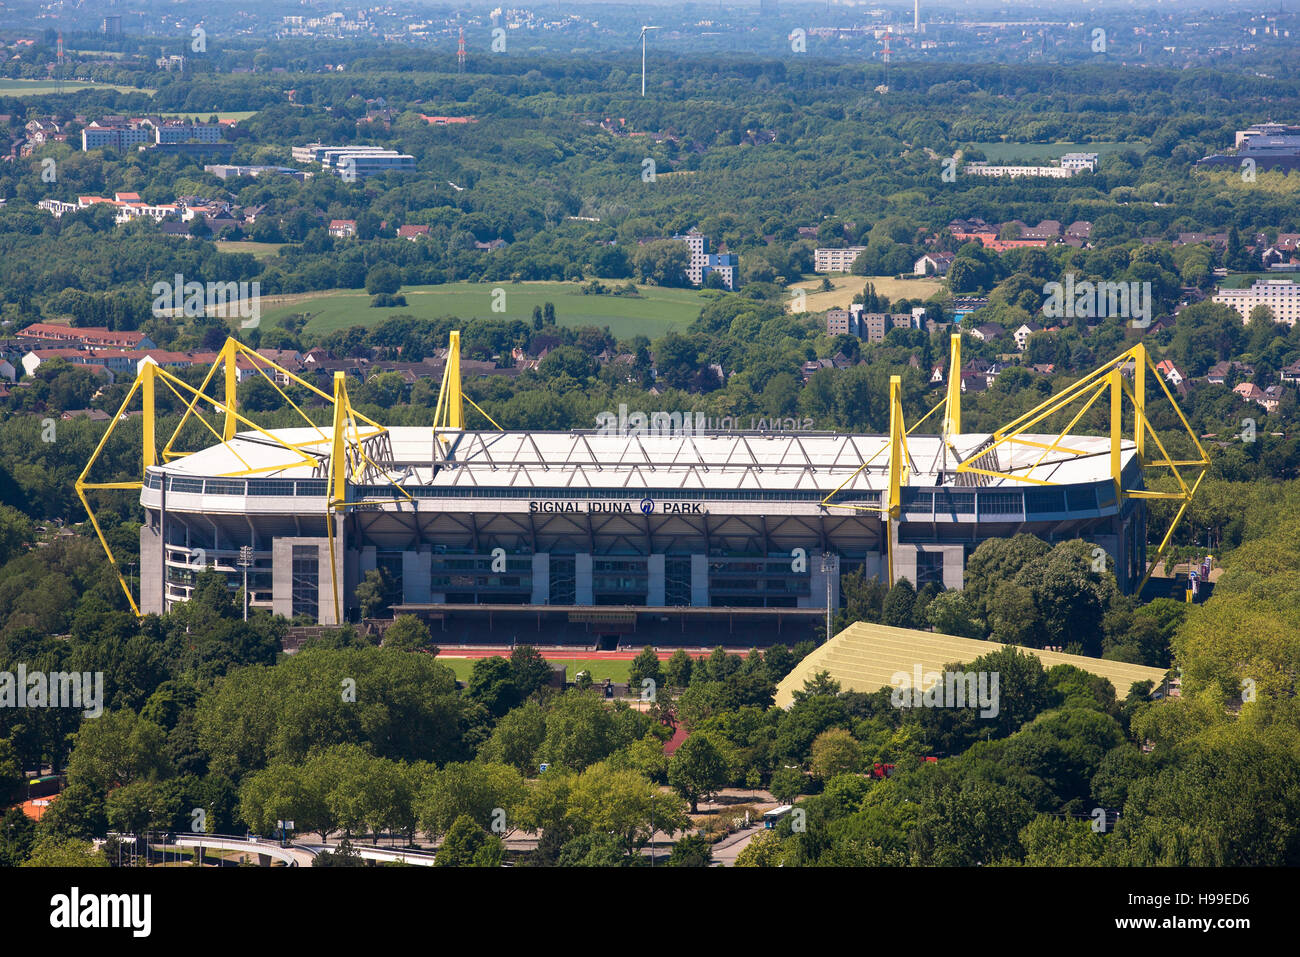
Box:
77, 336, 425, 620
433, 329, 504, 445
821, 337, 1210, 595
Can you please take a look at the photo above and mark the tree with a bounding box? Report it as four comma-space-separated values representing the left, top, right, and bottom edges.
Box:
0, 738, 21, 806
667, 832, 713, 866
1019, 815, 1106, 866
478, 700, 547, 773
668, 733, 731, 813
769, 767, 806, 804
925, 590, 983, 638
435, 813, 504, 867
664, 648, 693, 688
467, 656, 521, 717
312, 838, 367, 867
509, 646, 553, 699
881, 578, 918, 628
21, 835, 108, 868
810, 728, 863, 780
64, 709, 171, 794
0, 807, 36, 867
355, 568, 391, 619
383, 614, 434, 652
538, 691, 640, 772
653, 332, 701, 390
628, 646, 663, 697
416, 761, 525, 842
365, 266, 401, 296
565, 763, 689, 856
0, 505, 33, 567
556, 831, 634, 866
909, 778, 1035, 865
633, 239, 690, 287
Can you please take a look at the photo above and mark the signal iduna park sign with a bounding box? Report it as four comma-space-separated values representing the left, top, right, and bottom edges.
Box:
528, 499, 706, 514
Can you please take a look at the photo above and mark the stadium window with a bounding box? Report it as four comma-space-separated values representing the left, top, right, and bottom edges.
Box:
291, 546, 319, 620
917, 551, 944, 587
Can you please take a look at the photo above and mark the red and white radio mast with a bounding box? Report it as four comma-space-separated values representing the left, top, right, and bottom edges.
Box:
457, 28, 466, 73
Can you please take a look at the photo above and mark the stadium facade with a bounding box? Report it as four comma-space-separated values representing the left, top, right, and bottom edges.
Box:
79, 335, 1207, 645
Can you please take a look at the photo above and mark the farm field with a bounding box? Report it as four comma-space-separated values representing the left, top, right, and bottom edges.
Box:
0, 79, 155, 96
258, 280, 711, 339
967, 140, 1148, 162
787, 274, 945, 313
215, 240, 286, 261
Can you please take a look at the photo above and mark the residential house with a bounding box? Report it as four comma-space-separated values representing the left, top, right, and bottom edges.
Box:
1154, 359, 1185, 386
970, 323, 1005, 344
1234, 382, 1267, 405
1260, 385, 1285, 413
1064, 221, 1093, 247
1206, 361, 1253, 385
914, 252, 954, 277
1020, 220, 1062, 241
1012, 323, 1041, 351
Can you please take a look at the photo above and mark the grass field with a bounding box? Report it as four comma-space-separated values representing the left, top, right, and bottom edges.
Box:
968, 140, 1147, 163
437, 656, 633, 683
0, 79, 155, 96
788, 274, 945, 313
215, 240, 285, 261
259, 280, 710, 339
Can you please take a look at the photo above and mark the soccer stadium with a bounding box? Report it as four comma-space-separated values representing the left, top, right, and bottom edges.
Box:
78, 334, 1207, 646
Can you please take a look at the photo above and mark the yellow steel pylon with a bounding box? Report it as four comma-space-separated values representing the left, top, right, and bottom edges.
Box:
433, 329, 503, 445
821, 337, 1210, 595
78, 338, 407, 619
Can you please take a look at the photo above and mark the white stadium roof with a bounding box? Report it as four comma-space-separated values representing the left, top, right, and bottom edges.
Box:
155, 427, 1135, 493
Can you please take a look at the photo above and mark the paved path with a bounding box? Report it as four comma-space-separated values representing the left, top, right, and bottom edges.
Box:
711, 824, 767, 866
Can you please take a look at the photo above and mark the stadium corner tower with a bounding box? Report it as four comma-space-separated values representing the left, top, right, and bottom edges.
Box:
80, 333, 1206, 646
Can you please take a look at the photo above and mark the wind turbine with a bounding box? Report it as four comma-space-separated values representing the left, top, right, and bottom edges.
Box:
638, 25, 659, 97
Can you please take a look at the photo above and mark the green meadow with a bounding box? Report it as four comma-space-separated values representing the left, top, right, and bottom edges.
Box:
258, 280, 710, 340
0, 79, 155, 96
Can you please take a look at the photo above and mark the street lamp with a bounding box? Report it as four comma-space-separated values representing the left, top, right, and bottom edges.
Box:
820, 552, 839, 643
237, 546, 254, 621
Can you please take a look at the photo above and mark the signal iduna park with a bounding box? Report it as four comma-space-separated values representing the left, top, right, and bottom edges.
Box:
80, 335, 1208, 646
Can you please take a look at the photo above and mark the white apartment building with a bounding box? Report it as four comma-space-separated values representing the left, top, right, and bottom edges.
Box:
291, 144, 414, 178
1214, 279, 1300, 326
814, 246, 866, 273
964, 163, 1074, 179
1060, 152, 1099, 172
154, 123, 224, 144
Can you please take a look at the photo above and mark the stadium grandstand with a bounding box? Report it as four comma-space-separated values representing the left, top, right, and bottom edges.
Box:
77, 333, 1207, 646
